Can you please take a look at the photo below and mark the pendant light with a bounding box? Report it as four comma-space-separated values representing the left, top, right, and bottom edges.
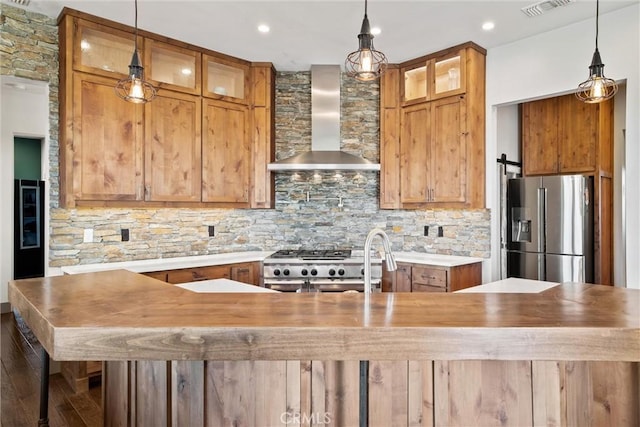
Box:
115, 0, 156, 103
345, 0, 387, 81
576, 0, 617, 103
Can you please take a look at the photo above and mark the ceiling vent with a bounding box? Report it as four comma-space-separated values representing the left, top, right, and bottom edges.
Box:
8, 0, 31, 5
521, 0, 575, 17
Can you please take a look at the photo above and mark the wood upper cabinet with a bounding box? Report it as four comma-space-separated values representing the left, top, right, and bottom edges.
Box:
389, 261, 481, 293
144, 90, 202, 202
202, 99, 250, 205
71, 72, 144, 203
521, 97, 559, 175
144, 39, 201, 94
381, 42, 485, 210
250, 63, 276, 209
522, 93, 609, 176
59, 9, 275, 209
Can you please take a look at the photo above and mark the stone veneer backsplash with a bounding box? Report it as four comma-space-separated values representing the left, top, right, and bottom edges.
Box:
1, 4, 490, 267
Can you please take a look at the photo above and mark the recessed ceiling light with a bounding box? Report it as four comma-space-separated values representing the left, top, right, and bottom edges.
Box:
371, 27, 382, 36
482, 21, 495, 31
257, 24, 270, 33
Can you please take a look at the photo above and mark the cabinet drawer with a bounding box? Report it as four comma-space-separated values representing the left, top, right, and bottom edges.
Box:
167, 265, 230, 284
412, 282, 447, 293
412, 267, 447, 287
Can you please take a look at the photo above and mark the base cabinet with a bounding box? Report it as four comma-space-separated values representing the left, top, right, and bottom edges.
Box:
390, 262, 481, 292
103, 359, 639, 426
144, 261, 262, 286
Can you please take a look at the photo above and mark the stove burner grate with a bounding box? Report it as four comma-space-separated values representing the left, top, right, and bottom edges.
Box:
268, 249, 352, 260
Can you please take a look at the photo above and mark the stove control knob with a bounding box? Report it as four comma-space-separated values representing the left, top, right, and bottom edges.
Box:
301, 269, 308, 276
329, 269, 336, 276
311, 269, 318, 276
283, 269, 290, 276
273, 269, 281, 276
338, 269, 345, 276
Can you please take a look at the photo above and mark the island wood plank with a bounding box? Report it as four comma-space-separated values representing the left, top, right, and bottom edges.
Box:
8, 270, 639, 362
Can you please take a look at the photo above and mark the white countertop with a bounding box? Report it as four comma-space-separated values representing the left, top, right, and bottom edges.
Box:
393, 252, 484, 267
176, 279, 279, 293
59, 250, 486, 275
455, 278, 559, 293
60, 251, 274, 275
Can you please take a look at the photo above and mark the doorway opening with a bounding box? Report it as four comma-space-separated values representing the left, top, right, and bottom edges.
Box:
14, 137, 45, 279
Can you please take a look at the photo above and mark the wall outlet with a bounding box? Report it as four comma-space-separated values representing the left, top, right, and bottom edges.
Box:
83, 228, 93, 243
121, 229, 129, 242
438, 226, 444, 237
208, 225, 215, 237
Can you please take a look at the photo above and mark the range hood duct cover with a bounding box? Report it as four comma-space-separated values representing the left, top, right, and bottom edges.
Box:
267, 65, 380, 171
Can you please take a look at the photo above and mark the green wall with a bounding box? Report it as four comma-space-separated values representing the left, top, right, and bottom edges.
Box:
14, 137, 41, 180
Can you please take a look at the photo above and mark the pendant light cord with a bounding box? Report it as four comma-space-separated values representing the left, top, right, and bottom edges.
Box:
364, 0, 368, 17
595, 0, 599, 50
134, 0, 139, 51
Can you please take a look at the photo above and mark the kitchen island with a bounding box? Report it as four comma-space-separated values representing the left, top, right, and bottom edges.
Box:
9, 270, 639, 426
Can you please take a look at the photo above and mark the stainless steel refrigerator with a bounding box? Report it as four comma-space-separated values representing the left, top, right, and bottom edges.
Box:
506, 175, 593, 283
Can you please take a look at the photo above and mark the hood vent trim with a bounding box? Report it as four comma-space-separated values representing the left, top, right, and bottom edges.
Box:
268, 65, 380, 171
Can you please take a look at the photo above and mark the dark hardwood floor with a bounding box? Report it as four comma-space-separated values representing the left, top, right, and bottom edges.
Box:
1, 311, 102, 427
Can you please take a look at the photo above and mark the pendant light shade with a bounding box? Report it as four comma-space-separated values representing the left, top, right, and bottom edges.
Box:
576, 0, 617, 103
345, 0, 387, 81
115, 0, 156, 104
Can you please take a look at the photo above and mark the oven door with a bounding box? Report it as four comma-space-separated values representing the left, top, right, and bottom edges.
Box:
264, 280, 311, 293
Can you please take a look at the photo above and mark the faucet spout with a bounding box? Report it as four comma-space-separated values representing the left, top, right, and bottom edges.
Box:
363, 228, 397, 293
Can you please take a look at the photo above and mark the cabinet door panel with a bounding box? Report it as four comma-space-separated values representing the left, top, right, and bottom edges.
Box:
400, 104, 430, 203
558, 96, 597, 173
394, 264, 412, 292
430, 97, 466, 203
522, 98, 559, 175
231, 263, 256, 285
202, 100, 250, 204
431, 49, 466, 100
72, 73, 143, 201
145, 90, 202, 202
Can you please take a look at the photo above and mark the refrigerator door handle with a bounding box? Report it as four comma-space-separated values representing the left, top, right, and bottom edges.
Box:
538, 187, 546, 280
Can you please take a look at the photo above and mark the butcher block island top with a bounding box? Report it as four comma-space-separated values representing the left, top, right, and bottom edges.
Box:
8, 269, 639, 362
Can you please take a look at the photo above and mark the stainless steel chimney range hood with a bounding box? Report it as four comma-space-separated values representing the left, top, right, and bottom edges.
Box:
267, 65, 380, 171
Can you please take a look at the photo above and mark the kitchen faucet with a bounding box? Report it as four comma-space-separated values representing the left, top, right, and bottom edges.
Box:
363, 228, 397, 293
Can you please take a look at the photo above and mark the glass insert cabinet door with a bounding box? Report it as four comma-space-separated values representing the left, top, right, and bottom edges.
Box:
203, 55, 249, 102
146, 39, 201, 94
74, 20, 136, 76
18, 182, 42, 249
432, 50, 466, 98
403, 65, 428, 103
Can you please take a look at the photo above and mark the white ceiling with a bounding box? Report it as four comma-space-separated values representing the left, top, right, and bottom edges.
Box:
4, 0, 637, 71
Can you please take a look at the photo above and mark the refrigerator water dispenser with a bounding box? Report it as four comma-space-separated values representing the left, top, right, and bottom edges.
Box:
511, 208, 531, 243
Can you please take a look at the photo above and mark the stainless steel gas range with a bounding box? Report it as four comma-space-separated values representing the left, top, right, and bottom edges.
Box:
263, 249, 382, 293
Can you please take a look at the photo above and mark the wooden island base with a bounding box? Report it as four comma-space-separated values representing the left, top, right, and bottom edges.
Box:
104, 359, 638, 426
